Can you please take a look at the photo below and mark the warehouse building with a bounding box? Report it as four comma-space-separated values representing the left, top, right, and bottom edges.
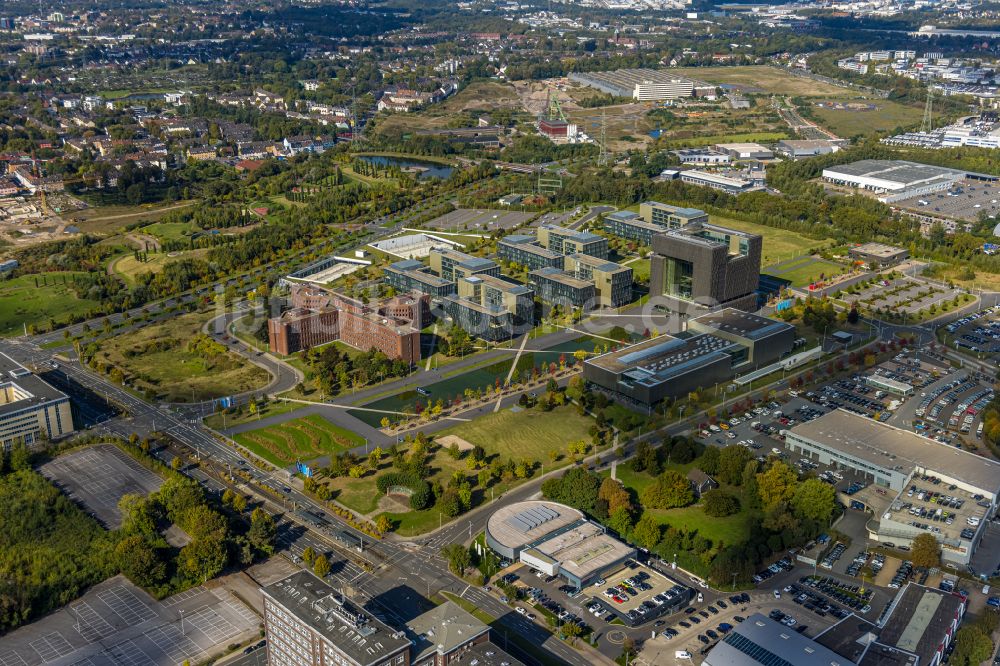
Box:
821, 159, 997, 202
783, 409, 1000, 565
485, 501, 636, 590
678, 169, 765, 194
648, 221, 762, 314
776, 139, 841, 159
497, 234, 564, 271
568, 69, 708, 100
384, 259, 456, 298
529, 266, 596, 309
442, 274, 534, 341
564, 253, 633, 308
0, 354, 74, 448
537, 225, 608, 259
714, 142, 774, 160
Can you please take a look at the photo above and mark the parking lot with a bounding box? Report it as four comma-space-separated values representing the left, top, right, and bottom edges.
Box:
0, 576, 259, 666
423, 208, 535, 232
944, 304, 1000, 355
895, 178, 1000, 222
38, 445, 164, 529
840, 275, 963, 316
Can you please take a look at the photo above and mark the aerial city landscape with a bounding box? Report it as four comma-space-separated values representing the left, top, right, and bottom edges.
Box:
4, 0, 1000, 665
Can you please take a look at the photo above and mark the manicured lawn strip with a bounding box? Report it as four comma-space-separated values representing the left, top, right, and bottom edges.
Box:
765, 258, 849, 288
203, 400, 304, 430
232, 413, 363, 467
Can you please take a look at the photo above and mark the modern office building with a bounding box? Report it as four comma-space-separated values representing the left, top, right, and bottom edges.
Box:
678, 169, 764, 194
485, 501, 636, 589
583, 310, 794, 408
783, 409, 1000, 565
638, 201, 709, 229
602, 211, 664, 245
263, 571, 413, 666
268, 285, 423, 363
563, 253, 633, 308
497, 234, 564, 271
0, 353, 74, 448
537, 225, 608, 259
442, 274, 534, 341
384, 259, 456, 298
528, 266, 596, 309
428, 247, 500, 282
848, 242, 909, 268
648, 221, 762, 314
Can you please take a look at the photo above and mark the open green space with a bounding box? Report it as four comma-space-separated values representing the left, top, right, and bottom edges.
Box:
112, 249, 210, 284
96, 310, 270, 402
204, 399, 304, 431
810, 99, 924, 137
138, 221, 197, 244
659, 132, 788, 149
763, 255, 850, 288
438, 405, 595, 464
709, 215, 833, 266
0, 271, 101, 336
233, 413, 364, 467
674, 66, 855, 97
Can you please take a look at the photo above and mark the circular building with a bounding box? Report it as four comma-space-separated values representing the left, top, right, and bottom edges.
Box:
486, 500, 635, 589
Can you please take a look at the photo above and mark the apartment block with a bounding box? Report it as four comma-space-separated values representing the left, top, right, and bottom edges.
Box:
268, 285, 423, 363
428, 247, 499, 282
536, 225, 608, 259
443, 274, 534, 341
648, 221, 761, 314
564, 254, 633, 308
497, 234, 563, 271
384, 259, 456, 298
0, 354, 74, 448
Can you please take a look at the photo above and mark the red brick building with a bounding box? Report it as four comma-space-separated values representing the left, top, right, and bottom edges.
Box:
268, 285, 424, 364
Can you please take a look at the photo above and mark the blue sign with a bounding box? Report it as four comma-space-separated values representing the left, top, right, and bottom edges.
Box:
296, 461, 313, 478
775, 298, 794, 312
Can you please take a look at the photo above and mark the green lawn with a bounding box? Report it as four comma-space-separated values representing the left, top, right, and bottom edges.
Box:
234, 414, 365, 467
0, 272, 101, 336
709, 215, 833, 266
204, 400, 304, 430
139, 221, 197, 244
763, 256, 850, 288
628, 258, 650, 282
437, 405, 594, 462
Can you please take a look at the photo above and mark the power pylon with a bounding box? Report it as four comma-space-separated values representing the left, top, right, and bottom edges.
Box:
921, 87, 934, 133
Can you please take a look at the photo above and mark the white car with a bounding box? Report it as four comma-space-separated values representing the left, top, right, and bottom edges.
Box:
516, 607, 527, 615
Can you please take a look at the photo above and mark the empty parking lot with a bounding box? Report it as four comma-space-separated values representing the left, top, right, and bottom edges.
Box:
0, 576, 259, 666
423, 208, 535, 232
39, 445, 164, 529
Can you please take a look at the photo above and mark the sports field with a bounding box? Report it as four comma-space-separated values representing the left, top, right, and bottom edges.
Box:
0, 271, 101, 336
674, 66, 852, 97
763, 255, 850, 288
234, 414, 365, 466
709, 215, 833, 266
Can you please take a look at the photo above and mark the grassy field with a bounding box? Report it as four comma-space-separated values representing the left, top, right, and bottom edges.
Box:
0, 271, 100, 336
204, 399, 304, 430
138, 221, 197, 244
659, 131, 788, 149
764, 256, 850, 288
436, 405, 594, 463
709, 215, 832, 266
112, 249, 210, 284
71, 201, 196, 236
234, 414, 364, 467
98, 310, 269, 402
810, 99, 923, 137
675, 66, 855, 97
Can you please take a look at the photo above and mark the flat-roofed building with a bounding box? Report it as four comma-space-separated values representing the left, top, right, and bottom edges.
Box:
497, 234, 563, 271
0, 353, 74, 448
688, 308, 796, 367
428, 247, 499, 282
443, 274, 533, 341
263, 571, 412, 666
648, 221, 762, 314
704, 613, 848, 666
679, 169, 764, 194
405, 601, 524, 666
384, 259, 456, 298
485, 501, 636, 589
849, 242, 909, 268
638, 201, 709, 229
568, 69, 697, 100
714, 142, 774, 160
821, 160, 997, 203
602, 211, 664, 245
537, 225, 608, 259
529, 266, 596, 309
782, 409, 1000, 564
776, 139, 841, 159
563, 254, 633, 308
